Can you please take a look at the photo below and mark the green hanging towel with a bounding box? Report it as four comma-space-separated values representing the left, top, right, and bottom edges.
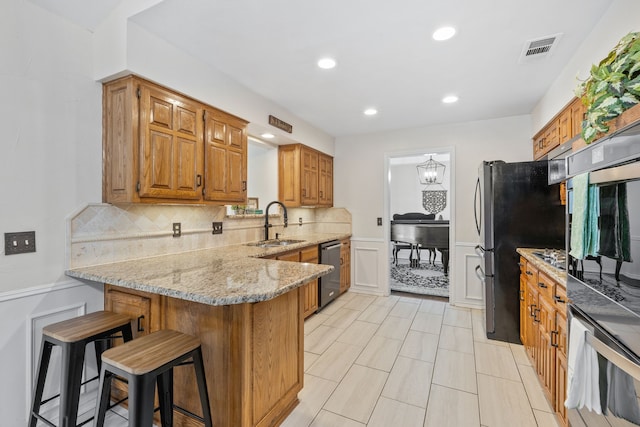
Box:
569, 173, 600, 259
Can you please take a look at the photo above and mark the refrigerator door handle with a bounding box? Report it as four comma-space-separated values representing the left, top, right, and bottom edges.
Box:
474, 244, 485, 258
474, 177, 481, 236
475, 265, 485, 283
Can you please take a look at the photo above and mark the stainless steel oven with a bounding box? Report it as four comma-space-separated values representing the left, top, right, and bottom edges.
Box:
565, 121, 640, 425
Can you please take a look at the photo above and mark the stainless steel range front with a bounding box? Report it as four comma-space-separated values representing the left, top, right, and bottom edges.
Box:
565, 121, 640, 426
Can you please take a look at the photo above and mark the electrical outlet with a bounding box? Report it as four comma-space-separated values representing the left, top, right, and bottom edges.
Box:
4, 231, 36, 255
377, 217, 382, 226
172, 223, 181, 237
212, 222, 223, 234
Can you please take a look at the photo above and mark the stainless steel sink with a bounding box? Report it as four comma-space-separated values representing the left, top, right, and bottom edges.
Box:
246, 239, 305, 248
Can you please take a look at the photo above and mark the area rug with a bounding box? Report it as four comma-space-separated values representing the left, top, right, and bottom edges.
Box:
390, 261, 449, 297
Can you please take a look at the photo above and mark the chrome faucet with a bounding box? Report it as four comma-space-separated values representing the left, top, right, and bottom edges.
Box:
264, 201, 288, 241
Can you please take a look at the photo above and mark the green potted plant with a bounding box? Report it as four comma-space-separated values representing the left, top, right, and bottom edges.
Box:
576, 31, 640, 143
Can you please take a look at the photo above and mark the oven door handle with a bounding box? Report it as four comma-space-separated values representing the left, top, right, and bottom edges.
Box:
585, 331, 640, 382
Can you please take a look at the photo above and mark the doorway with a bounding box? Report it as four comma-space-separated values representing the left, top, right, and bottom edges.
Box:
385, 148, 454, 298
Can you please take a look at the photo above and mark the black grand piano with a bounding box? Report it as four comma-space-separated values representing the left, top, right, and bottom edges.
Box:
391, 213, 450, 274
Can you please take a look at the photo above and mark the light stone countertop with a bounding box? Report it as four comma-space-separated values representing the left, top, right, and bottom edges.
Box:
516, 248, 567, 286
66, 233, 350, 306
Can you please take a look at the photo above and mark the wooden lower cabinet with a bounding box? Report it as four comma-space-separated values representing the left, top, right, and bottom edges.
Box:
300, 247, 319, 318
519, 256, 568, 427
339, 238, 351, 293
104, 284, 304, 427
270, 246, 319, 319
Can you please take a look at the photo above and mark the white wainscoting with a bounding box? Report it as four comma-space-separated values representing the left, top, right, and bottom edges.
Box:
350, 238, 485, 309
350, 238, 388, 296
0, 280, 103, 426
451, 242, 484, 309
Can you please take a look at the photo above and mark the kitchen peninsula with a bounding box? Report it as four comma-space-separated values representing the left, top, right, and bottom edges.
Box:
66, 234, 347, 427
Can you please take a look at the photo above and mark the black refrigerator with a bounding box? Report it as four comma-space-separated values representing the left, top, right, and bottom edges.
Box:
474, 161, 565, 343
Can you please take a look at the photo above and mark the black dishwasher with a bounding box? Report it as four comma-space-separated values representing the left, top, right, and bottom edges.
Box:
318, 240, 341, 310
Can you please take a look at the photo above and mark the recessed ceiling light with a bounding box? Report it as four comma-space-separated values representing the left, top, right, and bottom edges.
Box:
433, 26, 456, 41
442, 95, 459, 104
363, 108, 378, 116
261, 133, 275, 139
317, 57, 336, 69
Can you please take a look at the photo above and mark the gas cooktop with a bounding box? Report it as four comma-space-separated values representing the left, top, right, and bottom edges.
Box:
531, 249, 566, 271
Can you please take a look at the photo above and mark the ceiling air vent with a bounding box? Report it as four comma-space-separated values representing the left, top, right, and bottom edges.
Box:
519, 33, 563, 63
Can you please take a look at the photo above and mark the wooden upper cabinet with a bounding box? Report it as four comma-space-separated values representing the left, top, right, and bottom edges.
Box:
570, 98, 586, 139
278, 144, 333, 207
138, 84, 203, 200
533, 97, 589, 160
301, 147, 319, 205
318, 154, 333, 206
103, 75, 247, 205
558, 109, 571, 144
203, 108, 248, 203
532, 131, 546, 160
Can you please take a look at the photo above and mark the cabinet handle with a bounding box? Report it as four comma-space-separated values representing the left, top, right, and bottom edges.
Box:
137, 315, 145, 332
526, 270, 533, 276
554, 295, 566, 304
518, 262, 524, 267
551, 330, 559, 347
519, 289, 524, 301
534, 308, 540, 323
196, 174, 202, 187
529, 304, 536, 318
319, 190, 323, 198
242, 181, 247, 191
538, 282, 548, 288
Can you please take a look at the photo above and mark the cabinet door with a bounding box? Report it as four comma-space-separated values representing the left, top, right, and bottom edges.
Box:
537, 295, 556, 403
558, 109, 572, 144
278, 146, 301, 207
555, 309, 568, 425
571, 98, 586, 139
525, 278, 539, 360
340, 239, 351, 293
138, 84, 203, 200
301, 148, 319, 205
104, 285, 162, 401
533, 132, 546, 160
318, 154, 333, 207
519, 267, 527, 346
544, 119, 560, 154
300, 246, 319, 318
203, 109, 247, 203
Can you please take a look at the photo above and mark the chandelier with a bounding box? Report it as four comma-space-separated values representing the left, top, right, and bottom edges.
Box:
416, 156, 447, 214
416, 156, 446, 185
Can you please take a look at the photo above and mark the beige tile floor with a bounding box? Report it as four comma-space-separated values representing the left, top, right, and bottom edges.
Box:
282, 291, 561, 427
36, 291, 559, 427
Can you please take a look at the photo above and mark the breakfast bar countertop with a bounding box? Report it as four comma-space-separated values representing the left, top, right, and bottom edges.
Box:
66, 233, 349, 306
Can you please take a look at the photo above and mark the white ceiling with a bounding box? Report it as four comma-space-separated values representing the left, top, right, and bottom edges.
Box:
31, 0, 613, 137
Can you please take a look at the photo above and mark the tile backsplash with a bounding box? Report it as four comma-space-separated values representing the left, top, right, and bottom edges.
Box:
67, 203, 351, 268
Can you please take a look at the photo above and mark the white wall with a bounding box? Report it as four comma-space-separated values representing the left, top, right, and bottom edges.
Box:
335, 115, 533, 240
532, 0, 640, 130
247, 141, 279, 206
0, 1, 102, 293
334, 115, 533, 300
390, 155, 451, 220
0, 2, 105, 423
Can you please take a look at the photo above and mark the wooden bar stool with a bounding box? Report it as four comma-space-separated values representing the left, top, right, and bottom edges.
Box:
29, 310, 133, 427
94, 329, 213, 427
